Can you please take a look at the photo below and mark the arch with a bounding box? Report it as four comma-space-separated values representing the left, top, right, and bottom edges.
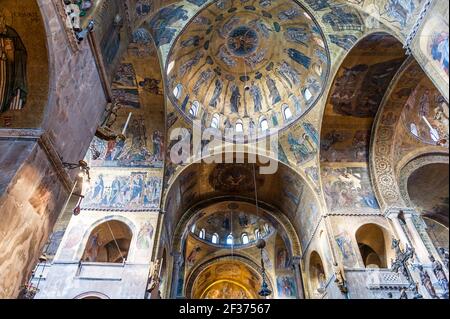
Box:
398, 154, 449, 226
211, 113, 220, 129
320, 32, 406, 214
211, 233, 219, 244
259, 117, 269, 131
241, 233, 249, 245
185, 254, 274, 299
189, 101, 200, 118
173, 84, 183, 100
370, 57, 449, 211
282, 104, 293, 122
81, 220, 133, 263
355, 223, 391, 268
162, 151, 324, 256
74, 215, 137, 262
308, 251, 327, 295
226, 234, 234, 245
171, 198, 302, 257
73, 291, 110, 299
235, 120, 244, 133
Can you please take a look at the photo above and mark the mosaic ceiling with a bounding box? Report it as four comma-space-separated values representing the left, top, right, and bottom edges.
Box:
191, 203, 274, 247
166, 0, 330, 142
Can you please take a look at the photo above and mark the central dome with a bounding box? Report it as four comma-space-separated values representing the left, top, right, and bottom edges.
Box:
166, 0, 330, 142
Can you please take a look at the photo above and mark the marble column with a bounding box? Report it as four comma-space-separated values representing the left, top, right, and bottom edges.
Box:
403, 211, 446, 271
386, 209, 411, 249
169, 251, 185, 299
292, 256, 305, 299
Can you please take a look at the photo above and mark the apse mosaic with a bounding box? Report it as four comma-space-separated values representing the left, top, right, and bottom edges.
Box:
166, 0, 330, 142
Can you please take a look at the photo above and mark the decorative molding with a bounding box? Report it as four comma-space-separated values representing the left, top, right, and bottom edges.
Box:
0, 129, 73, 192
398, 154, 449, 207
404, 0, 434, 55
370, 57, 424, 211
88, 31, 113, 103
52, 0, 81, 53
37, 132, 74, 192
326, 212, 383, 217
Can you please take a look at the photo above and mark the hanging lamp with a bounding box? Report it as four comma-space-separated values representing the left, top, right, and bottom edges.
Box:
253, 164, 272, 297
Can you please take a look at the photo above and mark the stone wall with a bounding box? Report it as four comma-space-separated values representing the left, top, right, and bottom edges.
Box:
0, 0, 108, 298
0, 137, 67, 298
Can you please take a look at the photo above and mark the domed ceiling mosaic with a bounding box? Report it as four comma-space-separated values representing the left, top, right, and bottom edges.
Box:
166, 0, 330, 142
191, 203, 274, 247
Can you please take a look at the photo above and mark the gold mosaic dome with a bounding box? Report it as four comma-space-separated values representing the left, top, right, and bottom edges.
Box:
166, 0, 330, 142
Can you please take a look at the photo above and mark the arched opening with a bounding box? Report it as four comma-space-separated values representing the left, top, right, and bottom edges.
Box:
235, 120, 244, 133
162, 154, 315, 299
189, 101, 200, 118
81, 220, 132, 263
406, 162, 449, 254
212, 233, 219, 245
188, 258, 270, 299
309, 251, 327, 295
241, 233, 249, 245
320, 33, 406, 214
211, 114, 220, 129
282, 105, 293, 122
355, 224, 390, 269
407, 163, 449, 227
173, 84, 183, 100
226, 234, 234, 245
74, 291, 110, 299
259, 117, 269, 131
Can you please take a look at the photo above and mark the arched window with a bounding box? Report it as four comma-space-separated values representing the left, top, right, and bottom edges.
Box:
255, 229, 261, 239
173, 84, 183, 100
226, 234, 234, 245
259, 117, 269, 131
283, 105, 293, 121
199, 228, 206, 240
303, 88, 313, 102
235, 120, 244, 133
191, 224, 196, 233
211, 233, 219, 244
355, 224, 391, 268
241, 233, 249, 245
81, 221, 132, 263
211, 114, 220, 129
167, 60, 175, 74
309, 251, 327, 295
189, 101, 200, 118
263, 224, 270, 235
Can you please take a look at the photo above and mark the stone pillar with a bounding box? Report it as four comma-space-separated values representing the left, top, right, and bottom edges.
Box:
402, 210, 432, 264
386, 209, 411, 249
292, 256, 305, 299
403, 211, 446, 272
169, 251, 185, 299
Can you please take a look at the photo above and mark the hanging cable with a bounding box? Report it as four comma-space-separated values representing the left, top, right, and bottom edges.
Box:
106, 221, 125, 263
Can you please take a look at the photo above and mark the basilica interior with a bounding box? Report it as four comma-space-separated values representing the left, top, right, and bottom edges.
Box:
0, 0, 448, 300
